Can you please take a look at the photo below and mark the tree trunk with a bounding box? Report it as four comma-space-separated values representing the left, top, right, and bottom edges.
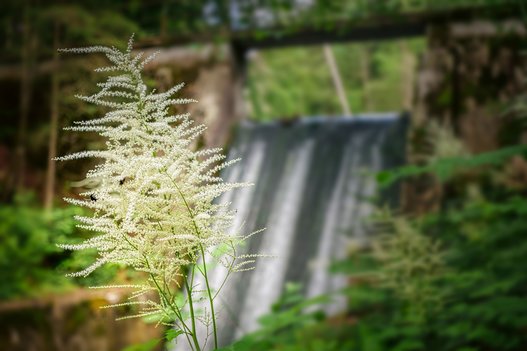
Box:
44, 22, 60, 210
400, 41, 416, 112
323, 44, 351, 116
359, 45, 372, 112
15, 6, 35, 192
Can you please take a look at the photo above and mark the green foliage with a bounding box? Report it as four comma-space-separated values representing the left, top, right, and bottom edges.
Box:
218, 283, 353, 351
122, 338, 161, 351
0, 0, 516, 62
372, 211, 447, 323
247, 46, 342, 119
0, 193, 117, 299
38, 5, 142, 50
344, 145, 527, 351
121, 323, 185, 351
377, 144, 527, 186
247, 38, 425, 120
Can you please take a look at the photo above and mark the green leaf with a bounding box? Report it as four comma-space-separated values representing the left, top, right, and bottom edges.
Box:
121, 338, 161, 351
165, 329, 185, 342
378, 144, 527, 187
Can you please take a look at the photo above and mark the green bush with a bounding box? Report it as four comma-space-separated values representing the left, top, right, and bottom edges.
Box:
0, 193, 118, 299
219, 283, 354, 351
343, 146, 527, 351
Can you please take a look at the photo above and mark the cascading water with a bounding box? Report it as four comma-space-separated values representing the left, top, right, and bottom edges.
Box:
175, 114, 407, 350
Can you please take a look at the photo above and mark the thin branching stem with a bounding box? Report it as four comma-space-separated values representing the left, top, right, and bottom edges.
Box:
184, 275, 201, 351
166, 170, 219, 349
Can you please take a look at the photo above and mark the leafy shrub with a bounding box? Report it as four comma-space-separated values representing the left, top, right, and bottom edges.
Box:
0, 193, 117, 299
343, 145, 527, 351
219, 283, 354, 351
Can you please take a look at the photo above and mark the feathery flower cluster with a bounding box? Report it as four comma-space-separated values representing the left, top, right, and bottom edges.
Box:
57, 36, 259, 346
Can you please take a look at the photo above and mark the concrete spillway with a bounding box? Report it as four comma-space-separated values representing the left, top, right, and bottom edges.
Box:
175, 114, 407, 350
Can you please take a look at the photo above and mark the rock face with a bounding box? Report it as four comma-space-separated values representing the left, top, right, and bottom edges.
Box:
0, 289, 163, 351
143, 44, 245, 150
405, 19, 527, 214
415, 19, 526, 153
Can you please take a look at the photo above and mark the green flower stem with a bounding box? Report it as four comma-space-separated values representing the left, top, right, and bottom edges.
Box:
166, 171, 219, 350
184, 273, 201, 351
122, 231, 197, 350
199, 243, 218, 349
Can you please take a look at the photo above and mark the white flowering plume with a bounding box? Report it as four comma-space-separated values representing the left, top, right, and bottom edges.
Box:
57, 36, 261, 342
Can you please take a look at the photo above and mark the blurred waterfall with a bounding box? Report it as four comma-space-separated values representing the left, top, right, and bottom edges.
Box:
174, 114, 407, 350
